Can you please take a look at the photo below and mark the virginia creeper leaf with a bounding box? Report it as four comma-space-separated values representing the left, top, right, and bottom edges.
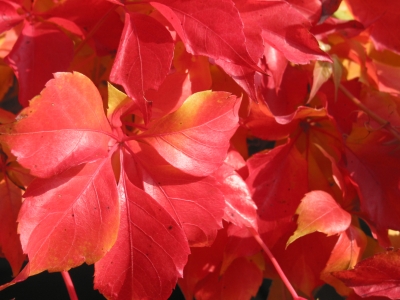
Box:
151, 0, 261, 71
94, 151, 189, 300
345, 127, 400, 234
308, 61, 333, 103
129, 142, 225, 247
235, 0, 331, 64
0, 178, 24, 276
47, 0, 123, 55
18, 158, 119, 274
321, 226, 367, 296
110, 12, 174, 122
0, 72, 113, 178
287, 0, 322, 24
194, 257, 263, 300
345, 0, 400, 54
147, 42, 212, 120
246, 141, 308, 248
0, 1, 24, 34
333, 249, 400, 299
287, 190, 351, 246
214, 163, 258, 229
139, 91, 241, 177
5, 21, 73, 107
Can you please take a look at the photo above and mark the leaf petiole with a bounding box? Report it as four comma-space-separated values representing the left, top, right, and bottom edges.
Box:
249, 227, 307, 300
61, 271, 78, 300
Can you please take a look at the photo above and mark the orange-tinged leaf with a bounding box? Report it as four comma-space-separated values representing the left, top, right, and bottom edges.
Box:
308, 61, 332, 103
0, 179, 24, 276
19, 158, 119, 274
0, 64, 14, 102
287, 190, 352, 246
321, 225, 367, 296
0, 72, 113, 178
345, 0, 400, 54
139, 91, 241, 177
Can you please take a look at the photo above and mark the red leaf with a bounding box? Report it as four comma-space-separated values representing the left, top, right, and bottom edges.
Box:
271, 232, 338, 296
47, 0, 123, 55
110, 12, 174, 121
0, 72, 113, 178
94, 152, 189, 300
287, 190, 351, 245
0, 72, 242, 299
194, 257, 263, 300
345, 127, 400, 234
5, 21, 73, 107
19, 159, 120, 273
152, 0, 261, 71
179, 226, 263, 300
0, 179, 24, 276
287, 0, 322, 24
322, 226, 367, 295
0, 1, 24, 34
138, 91, 241, 177
147, 42, 212, 120
246, 141, 308, 248
214, 163, 258, 229
235, 0, 331, 64
129, 142, 225, 247
346, 0, 400, 54
320, 0, 342, 22
333, 249, 400, 299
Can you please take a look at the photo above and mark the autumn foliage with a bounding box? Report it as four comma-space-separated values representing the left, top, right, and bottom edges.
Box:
1, 0, 400, 299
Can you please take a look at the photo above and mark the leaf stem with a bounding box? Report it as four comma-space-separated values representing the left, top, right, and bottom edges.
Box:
339, 84, 400, 141
249, 227, 307, 300
61, 271, 78, 300
74, 4, 118, 56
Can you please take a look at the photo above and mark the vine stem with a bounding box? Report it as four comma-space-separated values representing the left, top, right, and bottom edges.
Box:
249, 227, 307, 300
339, 84, 400, 141
61, 271, 78, 300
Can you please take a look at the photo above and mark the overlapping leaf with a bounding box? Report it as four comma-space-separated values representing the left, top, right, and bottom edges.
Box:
333, 249, 400, 299
0, 72, 112, 178
5, 21, 73, 107
0, 72, 241, 299
110, 12, 174, 121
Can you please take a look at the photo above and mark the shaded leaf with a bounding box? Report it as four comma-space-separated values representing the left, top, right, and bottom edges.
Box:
5, 21, 73, 107
345, 0, 400, 54
0, 1, 24, 35
333, 249, 400, 299
152, 0, 261, 71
